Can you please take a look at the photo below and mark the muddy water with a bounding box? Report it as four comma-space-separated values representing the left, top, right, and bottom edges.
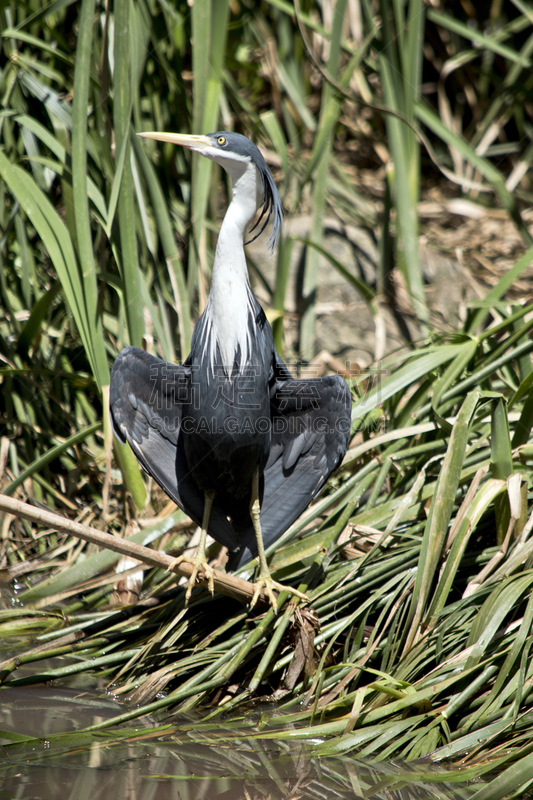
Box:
0, 677, 481, 800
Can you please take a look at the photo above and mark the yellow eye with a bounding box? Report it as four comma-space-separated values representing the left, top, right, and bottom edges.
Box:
217, 136, 226, 146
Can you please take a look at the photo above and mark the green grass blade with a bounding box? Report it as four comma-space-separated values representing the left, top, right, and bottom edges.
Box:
271, 235, 293, 354
260, 110, 289, 184
3, 422, 101, 497
301, 238, 376, 305
428, 10, 532, 67
132, 132, 192, 355
0, 155, 96, 375
469, 750, 533, 800
466, 573, 533, 669
186, 0, 231, 303
426, 478, 506, 621
431, 339, 478, 426
352, 344, 468, 423
404, 391, 483, 652
71, 0, 109, 389
113, 0, 144, 348
467, 246, 533, 334
491, 397, 514, 545
103, 125, 129, 238
300, 0, 347, 358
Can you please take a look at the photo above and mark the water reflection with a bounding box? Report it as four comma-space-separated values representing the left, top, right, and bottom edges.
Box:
0, 681, 480, 799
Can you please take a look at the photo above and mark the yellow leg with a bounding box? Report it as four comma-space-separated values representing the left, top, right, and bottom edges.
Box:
168, 491, 215, 601
249, 468, 308, 613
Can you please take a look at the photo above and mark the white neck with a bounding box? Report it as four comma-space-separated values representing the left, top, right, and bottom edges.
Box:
203, 160, 262, 374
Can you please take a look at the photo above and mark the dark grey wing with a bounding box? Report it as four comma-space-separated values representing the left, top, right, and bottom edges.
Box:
110, 346, 239, 551
226, 354, 351, 570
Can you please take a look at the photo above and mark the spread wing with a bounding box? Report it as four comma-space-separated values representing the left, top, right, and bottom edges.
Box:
227, 354, 351, 570
110, 346, 239, 551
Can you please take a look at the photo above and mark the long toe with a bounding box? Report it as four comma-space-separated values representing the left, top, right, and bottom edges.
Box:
250, 578, 278, 613
250, 577, 309, 613
185, 557, 215, 600
270, 580, 308, 603
167, 554, 215, 601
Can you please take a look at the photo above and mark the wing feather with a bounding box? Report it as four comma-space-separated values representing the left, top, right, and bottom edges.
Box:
227, 355, 351, 570
110, 347, 239, 551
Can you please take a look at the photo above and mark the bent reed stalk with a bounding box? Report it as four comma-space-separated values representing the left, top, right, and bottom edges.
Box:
0, 494, 272, 607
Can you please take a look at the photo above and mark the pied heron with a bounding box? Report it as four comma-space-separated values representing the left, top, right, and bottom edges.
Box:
110, 131, 352, 610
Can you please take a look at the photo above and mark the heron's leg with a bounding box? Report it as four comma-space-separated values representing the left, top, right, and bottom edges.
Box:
249, 468, 308, 613
167, 491, 216, 601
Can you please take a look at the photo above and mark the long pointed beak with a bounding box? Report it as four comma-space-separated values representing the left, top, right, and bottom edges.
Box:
138, 132, 212, 151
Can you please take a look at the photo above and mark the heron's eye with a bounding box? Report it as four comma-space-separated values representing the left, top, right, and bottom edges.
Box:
217, 136, 227, 146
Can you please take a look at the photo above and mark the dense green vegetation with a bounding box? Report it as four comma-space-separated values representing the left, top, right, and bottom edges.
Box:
1, 1, 533, 796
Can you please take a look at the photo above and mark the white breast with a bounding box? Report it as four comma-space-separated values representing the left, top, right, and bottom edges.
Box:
202, 280, 254, 376
201, 159, 263, 378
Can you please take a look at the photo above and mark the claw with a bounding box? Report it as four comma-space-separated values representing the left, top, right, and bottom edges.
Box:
248, 468, 309, 613
249, 576, 308, 613
167, 491, 215, 602
168, 554, 215, 601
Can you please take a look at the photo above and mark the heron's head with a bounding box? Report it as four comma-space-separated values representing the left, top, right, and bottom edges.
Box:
139, 130, 283, 253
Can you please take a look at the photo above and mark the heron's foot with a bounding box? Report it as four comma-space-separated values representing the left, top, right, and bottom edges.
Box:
167, 554, 215, 601
249, 575, 309, 613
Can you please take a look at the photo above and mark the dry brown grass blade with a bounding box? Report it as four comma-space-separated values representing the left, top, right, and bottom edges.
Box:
0, 494, 267, 606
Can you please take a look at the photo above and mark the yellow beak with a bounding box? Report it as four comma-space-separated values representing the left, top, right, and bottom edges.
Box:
137, 132, 212, 150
